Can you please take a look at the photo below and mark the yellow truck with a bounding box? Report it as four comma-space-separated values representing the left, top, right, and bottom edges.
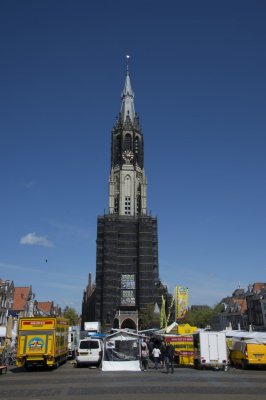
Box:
230, 339, 266, 369
16, 317, 69, 369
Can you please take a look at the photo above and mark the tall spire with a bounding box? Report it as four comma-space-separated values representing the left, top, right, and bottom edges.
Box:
120, 55, 135, 123
109, 59, 147, 217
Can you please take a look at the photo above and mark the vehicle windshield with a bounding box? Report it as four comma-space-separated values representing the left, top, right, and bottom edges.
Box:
79, 340, 99, 350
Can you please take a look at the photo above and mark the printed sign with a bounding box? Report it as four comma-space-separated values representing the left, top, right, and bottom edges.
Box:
175, 286, 189, 319
21, 319, 55, 329
28, 336, 45, 352
121, 274, 136, 305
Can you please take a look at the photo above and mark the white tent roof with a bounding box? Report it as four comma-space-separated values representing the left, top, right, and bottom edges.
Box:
155, 321, 178, 335
223, 330, 266, 340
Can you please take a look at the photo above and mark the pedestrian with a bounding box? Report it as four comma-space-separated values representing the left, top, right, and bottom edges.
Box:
165, 343, 175, 373
141, 340, 149, 371
151, 346, 161, 370
148, 339, 154, 361
160, 341, 166, 369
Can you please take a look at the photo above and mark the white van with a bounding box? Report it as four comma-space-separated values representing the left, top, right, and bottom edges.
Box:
76, 338, 103, 367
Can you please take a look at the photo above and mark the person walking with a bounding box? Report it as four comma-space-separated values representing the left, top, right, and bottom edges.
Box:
165, 343, 175, 373
151, 346, 161, 370
141, 340, 149, 371
160, 341, 166, 369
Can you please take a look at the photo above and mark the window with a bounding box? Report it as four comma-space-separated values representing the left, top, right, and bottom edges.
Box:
121, 290, 135, 305
134, 137, 139, 153
80, 340, 99, 349
121, 274, 136, 305
116, 135, 121, 150
114, 196, 119, 213
124, 134, 132, 150
136, 194, 141, 215
125, 176, 131, 196
125, 196, 131, 215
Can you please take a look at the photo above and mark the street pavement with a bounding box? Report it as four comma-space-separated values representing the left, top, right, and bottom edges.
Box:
1, 361, 266, 400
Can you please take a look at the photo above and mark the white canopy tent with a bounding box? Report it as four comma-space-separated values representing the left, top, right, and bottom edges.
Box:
223, 330, 266, 341
102, 330, 142, 371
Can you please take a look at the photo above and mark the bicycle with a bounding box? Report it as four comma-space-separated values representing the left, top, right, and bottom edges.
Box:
2, 347, 16, 366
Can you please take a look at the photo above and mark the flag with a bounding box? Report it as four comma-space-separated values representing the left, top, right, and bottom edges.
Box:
160, 296, 167, 329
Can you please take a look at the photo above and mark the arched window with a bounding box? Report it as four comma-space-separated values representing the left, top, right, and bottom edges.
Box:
112, 135, 121, 165
136, 194, 141, 215
124, 175, 131, 196
124, 133, 132, 150
115, 176, 119, 192
116, 135, 121, 151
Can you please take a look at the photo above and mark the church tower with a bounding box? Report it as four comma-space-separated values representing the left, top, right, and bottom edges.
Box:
109, 64, 147, 217
93, 61, 165, 330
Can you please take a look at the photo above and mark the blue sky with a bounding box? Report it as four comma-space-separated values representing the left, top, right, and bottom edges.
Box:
1, 1, 265, 313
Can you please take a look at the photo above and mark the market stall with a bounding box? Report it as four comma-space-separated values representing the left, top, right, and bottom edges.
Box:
102, 330, 142, 371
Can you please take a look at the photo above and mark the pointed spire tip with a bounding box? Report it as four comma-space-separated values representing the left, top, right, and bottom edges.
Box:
125, 55, 130, 73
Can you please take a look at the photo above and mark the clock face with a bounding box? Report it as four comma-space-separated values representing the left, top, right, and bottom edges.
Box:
122, 150, 134, 162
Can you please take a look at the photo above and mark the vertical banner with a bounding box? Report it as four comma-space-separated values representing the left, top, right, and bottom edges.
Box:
160, 295, 166, 329
175, 286, 189, 320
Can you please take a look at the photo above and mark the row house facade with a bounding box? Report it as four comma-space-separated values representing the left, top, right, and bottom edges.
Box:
212, 283, 266, 331
0, 280, 14, 327
0, 279, 62, 344
11, 286, 35, 318
246, 283, 266, 330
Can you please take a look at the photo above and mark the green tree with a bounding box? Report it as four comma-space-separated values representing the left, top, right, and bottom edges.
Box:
183, 306, 213, 328
139, 303, 160, 330
63, 306, 80, 326
183, 303, 224, 328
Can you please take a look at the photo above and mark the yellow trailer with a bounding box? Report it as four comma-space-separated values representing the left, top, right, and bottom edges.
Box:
16, 317, 69, 369
230, 339, 266, 369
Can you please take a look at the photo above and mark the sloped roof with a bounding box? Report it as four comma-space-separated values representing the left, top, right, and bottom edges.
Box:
234, 298, 247, 313
36, 301, 53, 313
223, 298, 247, 314
104, 329, 143, 341
12, 287, 31, 311
252, 282, 266, 293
